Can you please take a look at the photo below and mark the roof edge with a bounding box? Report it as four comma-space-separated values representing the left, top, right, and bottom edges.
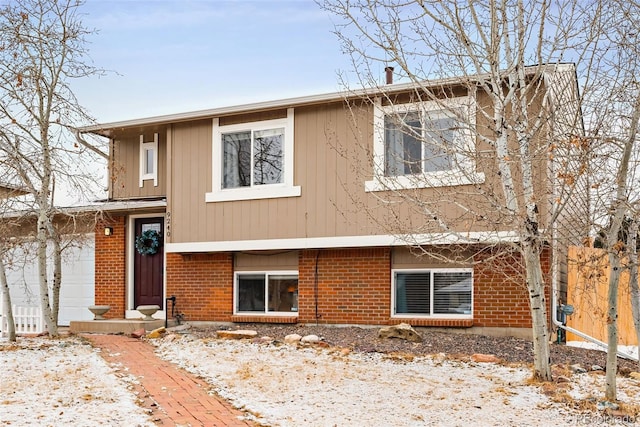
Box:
81, 63, 576, 135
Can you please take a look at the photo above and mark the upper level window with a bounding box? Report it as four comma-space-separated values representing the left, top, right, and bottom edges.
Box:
366, 97, 484, 192
207, 108, 301, 202
384, 110, 457, 176
223, 127, 284, 188
139, 133, 158, 187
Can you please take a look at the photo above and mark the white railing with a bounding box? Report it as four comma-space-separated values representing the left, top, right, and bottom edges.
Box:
0, 304, 46, 336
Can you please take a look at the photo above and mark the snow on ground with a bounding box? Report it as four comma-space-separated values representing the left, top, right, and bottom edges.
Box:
1, 333, 639, 427
153, 334, 640, 427
0, 337, 153, 426
567, 341, 639, 362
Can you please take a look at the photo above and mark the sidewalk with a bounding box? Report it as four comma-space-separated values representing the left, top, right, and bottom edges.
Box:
84, 333, 257, 427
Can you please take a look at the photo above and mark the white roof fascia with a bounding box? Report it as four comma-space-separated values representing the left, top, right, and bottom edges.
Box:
88, 199, 167, 212
81, 64, 574, 134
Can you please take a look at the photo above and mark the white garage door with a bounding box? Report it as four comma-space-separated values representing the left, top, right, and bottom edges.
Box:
6, 234, 95, 326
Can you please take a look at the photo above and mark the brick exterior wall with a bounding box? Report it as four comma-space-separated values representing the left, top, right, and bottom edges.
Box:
165, 252, 234, 321
95, 234, 552, 329
297, 248, 391, 324
94, 217, 126, 318
473, 246, 552, 328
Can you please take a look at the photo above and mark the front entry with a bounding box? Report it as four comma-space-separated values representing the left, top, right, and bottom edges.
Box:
133, 217, 164, 308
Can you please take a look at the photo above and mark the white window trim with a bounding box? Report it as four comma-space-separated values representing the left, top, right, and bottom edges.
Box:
366, 97, 484, 192
206, 108, 301, 202
234, 270, 299, 316
390, 268, 473, 319
139, 133, 158, 187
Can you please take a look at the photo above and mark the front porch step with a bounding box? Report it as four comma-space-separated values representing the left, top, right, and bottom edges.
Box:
69, 319, 165, 334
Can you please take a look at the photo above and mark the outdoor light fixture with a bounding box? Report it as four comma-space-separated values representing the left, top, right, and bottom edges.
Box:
104, 227, 113, 236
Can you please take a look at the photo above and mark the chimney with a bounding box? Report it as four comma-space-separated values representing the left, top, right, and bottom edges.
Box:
384, 66, 394, 85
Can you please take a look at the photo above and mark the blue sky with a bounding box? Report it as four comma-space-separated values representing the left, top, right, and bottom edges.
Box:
74, 0, 357, 123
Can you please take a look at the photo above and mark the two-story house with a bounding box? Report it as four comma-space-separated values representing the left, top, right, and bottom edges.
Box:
82, 64, 587, 337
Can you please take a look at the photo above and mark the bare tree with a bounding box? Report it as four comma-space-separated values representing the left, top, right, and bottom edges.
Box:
628, 217, 640, 370
0, 249, 16, 341
319, 0, 610, 381
0, 0, 106, 337
579, 0, 640, 400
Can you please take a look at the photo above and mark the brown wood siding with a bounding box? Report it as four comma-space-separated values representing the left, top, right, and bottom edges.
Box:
164, 95, 554, 244
234, 251, 299, 271
111, 130, 167, 199
169, 120, 212, 244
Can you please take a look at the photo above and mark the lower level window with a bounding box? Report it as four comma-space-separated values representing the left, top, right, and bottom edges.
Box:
393, 269, 472, 317
235, 272, 298, 314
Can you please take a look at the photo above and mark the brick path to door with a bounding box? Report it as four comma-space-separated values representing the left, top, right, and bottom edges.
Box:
84, 334, 257, 427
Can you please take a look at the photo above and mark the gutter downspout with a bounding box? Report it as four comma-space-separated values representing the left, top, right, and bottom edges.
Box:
551, 280, 638, 361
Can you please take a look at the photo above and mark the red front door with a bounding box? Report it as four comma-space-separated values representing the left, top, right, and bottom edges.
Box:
134, 217, 164, 308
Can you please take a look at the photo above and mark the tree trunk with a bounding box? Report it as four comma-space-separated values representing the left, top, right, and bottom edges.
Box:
37, 213, 57, 336
606, 250, 621, 401
627, 219, 640, 370
0, 256, 16, 342
522, 241, 552, 381
48, 224, 62, 327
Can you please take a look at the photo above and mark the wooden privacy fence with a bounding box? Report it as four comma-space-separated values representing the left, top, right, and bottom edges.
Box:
0, 300, 46, 336
566, 246, 638, 345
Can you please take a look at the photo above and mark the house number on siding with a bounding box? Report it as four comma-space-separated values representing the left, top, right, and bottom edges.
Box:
166, 212, 171, 239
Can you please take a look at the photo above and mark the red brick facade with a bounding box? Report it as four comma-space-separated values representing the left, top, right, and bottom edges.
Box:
473, 247, 552, 328
165, 252, 233, 321
298, 248, 391, 324
94, 217, 127, 318
95, 221, 552, 329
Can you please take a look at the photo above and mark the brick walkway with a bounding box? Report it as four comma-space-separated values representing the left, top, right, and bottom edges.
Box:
84, 334, 256, 427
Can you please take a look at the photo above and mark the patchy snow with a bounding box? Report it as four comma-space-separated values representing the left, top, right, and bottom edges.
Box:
0, 337, 153, 426
1, 333, 639, 426
152, 335, 640, 427
567, 340, 639, 362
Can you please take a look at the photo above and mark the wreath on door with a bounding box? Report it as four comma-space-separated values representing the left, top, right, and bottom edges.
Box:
135, 229, 162, 255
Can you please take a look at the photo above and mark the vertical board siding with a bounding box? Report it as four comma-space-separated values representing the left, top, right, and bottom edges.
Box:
157, 97, 552, 244
566, 246, 639, 345
170, 120, 211, 243
112, 131, 167, 199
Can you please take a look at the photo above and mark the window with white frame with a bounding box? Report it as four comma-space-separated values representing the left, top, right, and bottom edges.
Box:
392, 269, 472, 317
235, 272, 299, 314
139, 133, 158, 187
206, 108, 301, 202
365, 97, 484, 192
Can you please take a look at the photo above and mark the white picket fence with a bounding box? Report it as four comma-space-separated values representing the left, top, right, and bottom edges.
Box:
0, 301, 46, 337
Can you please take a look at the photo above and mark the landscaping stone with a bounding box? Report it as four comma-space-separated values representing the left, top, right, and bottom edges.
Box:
167, 324, 192, 332
284, 333, 302, 344
301, 334, 320, 344
471, 353, 500, 363
377, 323, 422, 342
591, 365, 604, 371
252, 336, 275, 344
216, 330, 258, 340
570, 364, 587, 374
630, 372, 640, 381
131, 328, 146, 339
147, 327, 167, 339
